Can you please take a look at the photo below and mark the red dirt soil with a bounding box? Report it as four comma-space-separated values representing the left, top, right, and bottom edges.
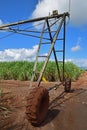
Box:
0, 72, 87, 130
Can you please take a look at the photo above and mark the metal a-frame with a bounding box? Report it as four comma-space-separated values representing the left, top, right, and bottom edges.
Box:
0, 11, 70, 91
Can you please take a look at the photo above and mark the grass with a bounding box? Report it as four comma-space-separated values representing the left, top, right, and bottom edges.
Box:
0, 61, 84, 81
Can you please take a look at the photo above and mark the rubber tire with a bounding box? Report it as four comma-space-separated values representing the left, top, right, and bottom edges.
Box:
64, 78, 71, 92
26, 87, 49, 126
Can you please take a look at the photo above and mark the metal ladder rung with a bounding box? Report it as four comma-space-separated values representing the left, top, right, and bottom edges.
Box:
55, 50, 63, 52
57, 38, 64, 40
41, 42, 51, 44
38, 55, 48, 58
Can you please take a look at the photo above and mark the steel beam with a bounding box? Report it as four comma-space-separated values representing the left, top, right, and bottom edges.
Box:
0, 12, 69, 29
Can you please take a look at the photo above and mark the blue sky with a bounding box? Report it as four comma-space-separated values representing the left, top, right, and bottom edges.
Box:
0, 0, 87, 67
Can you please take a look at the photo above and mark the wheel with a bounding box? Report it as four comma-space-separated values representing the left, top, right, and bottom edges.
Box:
64, 78, 71, 92
26, 87, 49, 126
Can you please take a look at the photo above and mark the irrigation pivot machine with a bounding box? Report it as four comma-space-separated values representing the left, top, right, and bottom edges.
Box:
0, 11, 71, 125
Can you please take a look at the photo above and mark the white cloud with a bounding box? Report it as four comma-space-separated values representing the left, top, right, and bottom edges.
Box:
70, 0, 87, 25
65, 58, 87, 68
32, 0, 87, 26
71, 45, 81, 52
32, 0, 68, 18
71, 37, 81, 52
0, 45, 38, 61
74, 59, 87, 68
50, 58, 87, 68
0, 19, 3, 25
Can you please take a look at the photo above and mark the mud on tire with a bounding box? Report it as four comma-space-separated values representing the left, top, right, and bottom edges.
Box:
26, 87, 49, 125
